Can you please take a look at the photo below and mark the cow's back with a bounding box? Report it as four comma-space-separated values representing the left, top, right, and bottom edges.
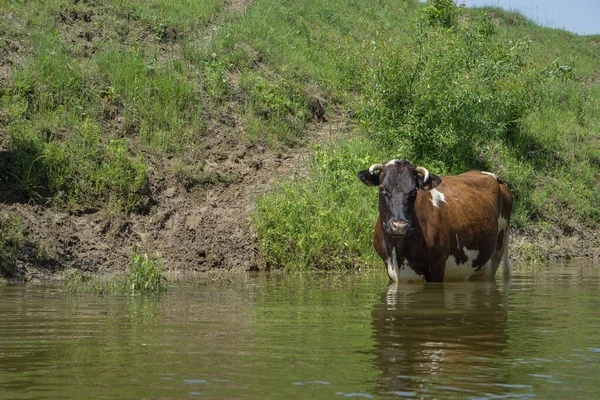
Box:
413, 170, 512, 280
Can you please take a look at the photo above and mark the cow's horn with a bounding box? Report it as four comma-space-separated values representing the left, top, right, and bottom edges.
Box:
368, 164, 385, 174
415, 166, 430, 182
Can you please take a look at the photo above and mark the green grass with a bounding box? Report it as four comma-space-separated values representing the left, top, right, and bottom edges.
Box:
1, 0, 599, 272
0, 0, 214, 209
250, 1, 600, 270
63, 247, 167, 294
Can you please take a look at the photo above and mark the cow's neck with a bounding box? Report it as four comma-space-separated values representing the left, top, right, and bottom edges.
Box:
384, 235, 427, 282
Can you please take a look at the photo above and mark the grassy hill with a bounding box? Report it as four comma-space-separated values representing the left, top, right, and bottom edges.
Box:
247, 0, 600, 269
1, 0, 598, 277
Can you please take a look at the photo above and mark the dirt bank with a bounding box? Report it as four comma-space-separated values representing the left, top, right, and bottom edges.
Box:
0, 112, 344, 281
3, 135, 598, 282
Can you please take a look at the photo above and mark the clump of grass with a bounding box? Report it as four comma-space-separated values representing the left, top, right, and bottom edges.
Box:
240, 70, 312, 147
517, 243, 548, 266
0, 213, 50, 278
64, 269, 124, 295
6, 119, 149, 212
95, 49, 204, 153
63, 249, 168, 294
127, 247, 167, 293
0, 214, 26, 277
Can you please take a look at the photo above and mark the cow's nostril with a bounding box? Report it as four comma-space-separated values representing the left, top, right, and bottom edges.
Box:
389, 220, 409, 235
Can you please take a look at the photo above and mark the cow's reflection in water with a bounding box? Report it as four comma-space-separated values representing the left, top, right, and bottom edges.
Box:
370, 282, 509, 396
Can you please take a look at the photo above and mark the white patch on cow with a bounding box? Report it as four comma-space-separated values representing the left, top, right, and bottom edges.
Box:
398, 257, 424, 283
456, 234, 460, 250
384, 247, 424, 283
481, 171, 498, 180
430, 188, 447, 208
385, 247, 400, 282
444, 248, 479, 281
385, 159, 402, 166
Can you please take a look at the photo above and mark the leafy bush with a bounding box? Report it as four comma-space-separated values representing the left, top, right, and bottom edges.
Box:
127, 248, 167, 293
253, 141, 381, 270
423, 0, 460, 28
351, 12, 545, 173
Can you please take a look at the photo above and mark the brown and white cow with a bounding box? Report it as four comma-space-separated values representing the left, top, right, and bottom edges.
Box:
358, 160, 513, 282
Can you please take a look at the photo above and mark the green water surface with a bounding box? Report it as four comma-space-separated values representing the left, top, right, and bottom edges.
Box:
1, 264, 599, 399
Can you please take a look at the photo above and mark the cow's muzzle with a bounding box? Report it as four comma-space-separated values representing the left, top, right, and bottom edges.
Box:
387, 220, 411, 236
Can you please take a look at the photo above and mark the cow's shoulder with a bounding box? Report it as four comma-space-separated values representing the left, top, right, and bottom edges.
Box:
416, 170, 500, 214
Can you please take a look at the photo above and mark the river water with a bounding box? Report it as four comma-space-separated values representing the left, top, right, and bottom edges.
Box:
1, 263, 599, 399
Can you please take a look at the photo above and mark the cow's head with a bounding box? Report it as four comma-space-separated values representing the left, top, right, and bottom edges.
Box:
358, 160, 441, 237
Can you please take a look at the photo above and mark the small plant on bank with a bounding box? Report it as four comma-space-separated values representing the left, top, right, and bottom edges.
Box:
0, 215, 25, 277
127, 247, 167, 293
0, 213, 50, 278
64, 269, 123, 295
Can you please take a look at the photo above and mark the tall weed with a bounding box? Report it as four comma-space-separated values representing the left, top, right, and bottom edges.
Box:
127, 248, 167, 293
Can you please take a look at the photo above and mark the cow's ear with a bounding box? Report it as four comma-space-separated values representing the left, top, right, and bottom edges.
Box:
418, 174, 442, 191
358, 169, 380, 187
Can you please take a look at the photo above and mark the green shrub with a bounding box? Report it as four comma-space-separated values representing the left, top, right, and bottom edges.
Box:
127, 248, 167, 293
351, 14, 545, 173
253, 141, 381, 270
423, 0, 460, 28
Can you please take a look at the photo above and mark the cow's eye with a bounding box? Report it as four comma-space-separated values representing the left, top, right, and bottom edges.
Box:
379, 186, 390, 196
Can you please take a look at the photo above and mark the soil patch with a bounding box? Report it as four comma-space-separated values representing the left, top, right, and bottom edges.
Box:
0, 112, 343, 281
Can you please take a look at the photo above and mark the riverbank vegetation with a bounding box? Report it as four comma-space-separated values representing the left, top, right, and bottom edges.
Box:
251, 0, 600, 270
64, 248, 166, 294
1, 0, 598, 276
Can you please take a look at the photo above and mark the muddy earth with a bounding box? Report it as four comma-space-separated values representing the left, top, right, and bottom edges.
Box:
0, 109, 343, 280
